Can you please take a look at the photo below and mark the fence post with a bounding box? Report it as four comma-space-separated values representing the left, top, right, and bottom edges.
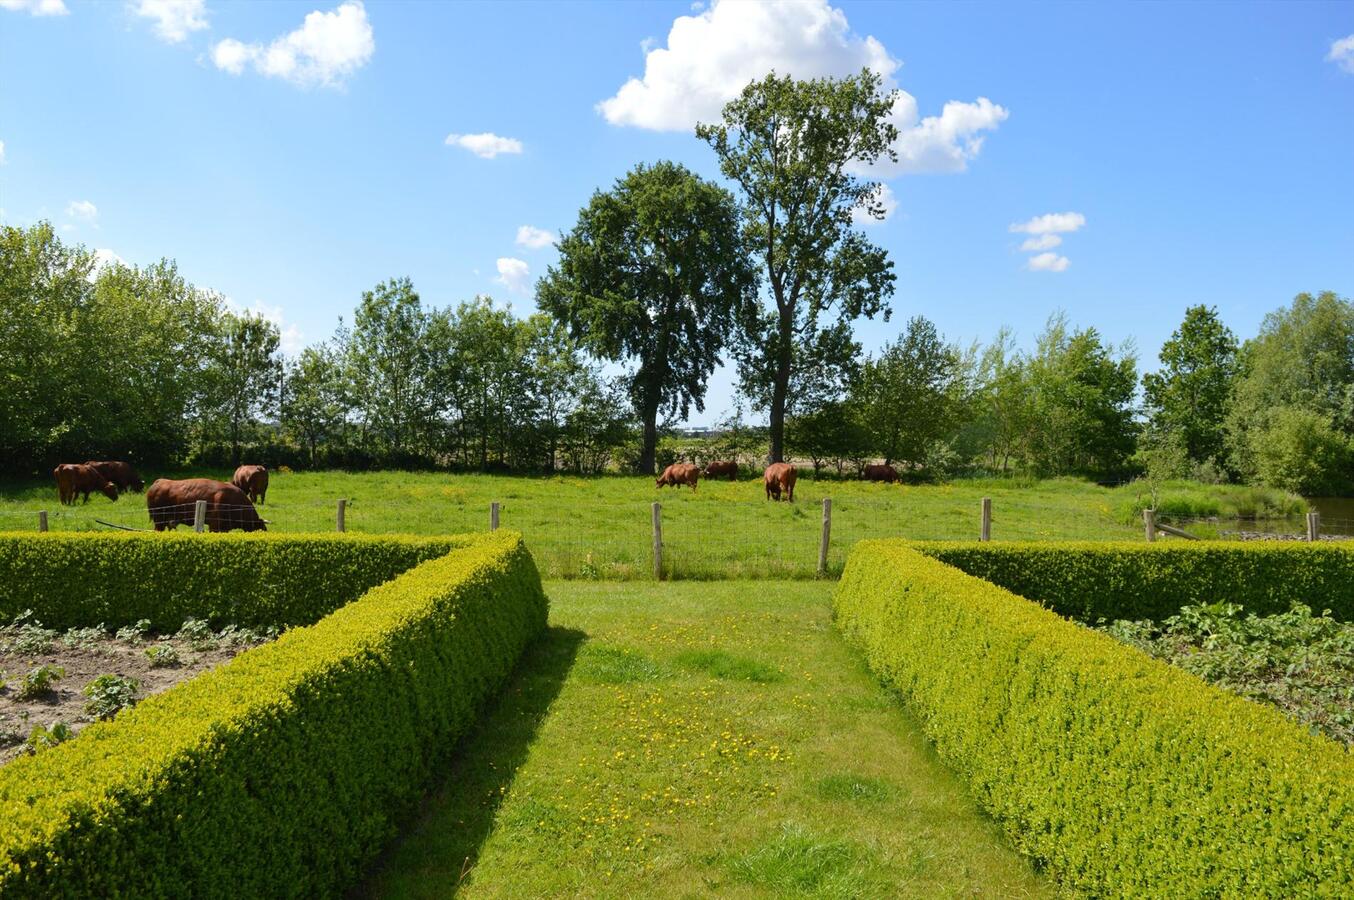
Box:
1143, 508, 1157, 542
980, 497, 992, 542
193, 500, 207, 533
336, 498, 347, 533
651, 501, 663, 580
818, 497, 832, 576
490, 501, 500, 532
38, 511, 48, 533
1307, 511, 1320, 542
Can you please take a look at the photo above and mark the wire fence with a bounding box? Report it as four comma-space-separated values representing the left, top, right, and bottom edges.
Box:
2, 492, 1343, 578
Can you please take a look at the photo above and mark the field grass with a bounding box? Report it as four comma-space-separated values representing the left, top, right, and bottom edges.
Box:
0, 470, 1179, 578
358, 580, 1051, 898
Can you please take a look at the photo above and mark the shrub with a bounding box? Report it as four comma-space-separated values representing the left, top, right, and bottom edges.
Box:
834, 541, 1354, 895
918, 540, 1354, 622
1251, 405, 1353, 495
0, 532, 474, 631
0, 531, 547, 897
143, 643, 181, 668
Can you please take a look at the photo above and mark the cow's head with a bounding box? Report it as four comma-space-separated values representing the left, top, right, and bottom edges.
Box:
100, 481, 119, 501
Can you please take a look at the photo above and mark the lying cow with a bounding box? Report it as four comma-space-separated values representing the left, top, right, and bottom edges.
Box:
862, 463, 899, 483
232, 464, 269, 504
656, 463, 700, 491
146, 478, 266, 532
704, 460, 738, 480
764, 462, 797, 502
85, 460, 145, 493
54, 464, 119, 505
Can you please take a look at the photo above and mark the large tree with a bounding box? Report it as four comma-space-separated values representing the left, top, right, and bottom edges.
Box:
851, 316, 963, 470
201, 311, 282, 466
1142, 305, 1238, 466
698, 69, 898, 461
538, 161, 756, 474
345, 277, 433, 460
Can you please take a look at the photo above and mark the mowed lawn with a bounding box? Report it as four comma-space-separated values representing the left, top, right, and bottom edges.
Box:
0, 471, 1138, 577
359, 581, 1051, 899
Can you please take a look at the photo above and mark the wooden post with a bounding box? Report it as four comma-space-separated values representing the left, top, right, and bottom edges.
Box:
818, 498, 832, 576
490, 501, 500, 532
38, 511, 48, 533
336, 498, 347, 533
651, 501, 663, 580
1143, 508, 1157, 543
1307, 511, 1320, 542
193, 500, 207, 533
980, 497, 992, 542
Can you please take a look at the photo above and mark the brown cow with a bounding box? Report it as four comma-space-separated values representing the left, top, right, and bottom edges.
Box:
85, 460, 145, 493
764, 462, 797, 502
704, 460, 738, 480
53, 464, 119, 505
232, 465, 269, 504
146, 478, 266, 532
862, 463, 899, 484
656, 463, 700, 491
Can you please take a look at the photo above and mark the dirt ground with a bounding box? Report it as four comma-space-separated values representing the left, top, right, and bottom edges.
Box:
0, 621, 275, 766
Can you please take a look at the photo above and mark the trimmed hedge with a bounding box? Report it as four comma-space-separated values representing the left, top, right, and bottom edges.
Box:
0, 530, 548, 897
0, 531, 474, 630
919, 540, 1354, 623
835, 540, 1354, 897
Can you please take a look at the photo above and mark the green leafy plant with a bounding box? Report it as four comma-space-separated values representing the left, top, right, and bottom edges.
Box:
1100, 602, 1354, 745
82, 674, 140, 721
175, 618, 217, 651
1, 610, 57, 655
25, 721, 73, 753
60, 625, 106, 650
17, 664, 65, 700
115, 619, 152, 643
143, 643, 181, 668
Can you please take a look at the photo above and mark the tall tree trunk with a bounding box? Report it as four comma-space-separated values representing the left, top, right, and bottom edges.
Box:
769, 317, 793, 463
639, 397, 659, 475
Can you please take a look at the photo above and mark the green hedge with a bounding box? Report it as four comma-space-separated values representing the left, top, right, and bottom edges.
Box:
0, 530, 548, 897
835, 540, 1354, 897
0, 531, 474, 630
919, 540, 1354, 623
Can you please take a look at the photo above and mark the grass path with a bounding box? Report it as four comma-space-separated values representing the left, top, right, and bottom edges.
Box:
359, 581, 1050, 898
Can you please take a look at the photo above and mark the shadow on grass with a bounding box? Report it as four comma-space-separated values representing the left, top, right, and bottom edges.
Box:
352, 626, 586, 899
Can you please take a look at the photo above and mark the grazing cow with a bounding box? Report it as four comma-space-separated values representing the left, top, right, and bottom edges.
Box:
146, 478, 266, 533
232, 465, 269, 504
764, 462, 797, 502
53, 464, 119, 505
704, 460, 738, 480
656, 463, 700, 491
85, 460, 145, 493
862, 463, 899, 484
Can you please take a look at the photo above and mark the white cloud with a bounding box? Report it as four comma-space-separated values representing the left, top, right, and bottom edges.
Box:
597, 0, 1005, 175
225, 298, 304, 355
66, 200, 99, 224
0, 0, 68, 16
1329, 34, 1354, 74
515, 225, 556, 249
211, 1, 374, 89
92, 248, 126, 270
445, 132, 523, 159
1019, 233, 1062, 251
1009, 211, 1086, 235
495, 257, 530, 294
1027, 252, 1070, 273
133, 0, 208, 44
0, 140, 5, 164
853, 183, 897, 226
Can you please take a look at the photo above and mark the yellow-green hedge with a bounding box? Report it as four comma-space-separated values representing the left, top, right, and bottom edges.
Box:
0, 531, 473, 630
0, 530, 548, 897
920, 540, 1354, 622
834, 540, 1354, 897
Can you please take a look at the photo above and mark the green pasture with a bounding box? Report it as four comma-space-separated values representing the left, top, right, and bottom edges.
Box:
0, 472, 1307, 578
360, 580, 1051, 898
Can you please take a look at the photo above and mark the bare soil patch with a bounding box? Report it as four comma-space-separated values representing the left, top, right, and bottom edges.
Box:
0, 616, 276, 766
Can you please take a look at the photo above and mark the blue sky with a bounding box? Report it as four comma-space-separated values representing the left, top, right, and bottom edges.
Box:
3, 0, 1352, 424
